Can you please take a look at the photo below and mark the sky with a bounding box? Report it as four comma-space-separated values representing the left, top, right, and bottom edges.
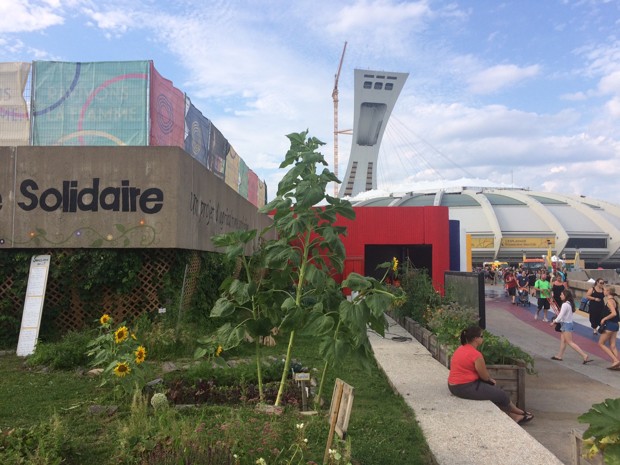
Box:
1, 0, 620, 203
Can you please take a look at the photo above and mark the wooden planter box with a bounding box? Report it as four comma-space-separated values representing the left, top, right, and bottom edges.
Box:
572, 429, 603, 465
397, 316, 526, 410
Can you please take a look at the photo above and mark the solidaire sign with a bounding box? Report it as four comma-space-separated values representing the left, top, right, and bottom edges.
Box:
17, 178, 164, 214
0, 146, 273, 251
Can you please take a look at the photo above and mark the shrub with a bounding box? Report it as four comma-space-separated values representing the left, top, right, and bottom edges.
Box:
393, 262, 441, 325
26, 330, 94, 370
0, 414, 70, 465
425, 302, 479, 350
479, 332, 535, 374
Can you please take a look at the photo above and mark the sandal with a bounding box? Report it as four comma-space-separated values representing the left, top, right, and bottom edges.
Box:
518, 413, 534, 425
583, 358, 593, 365
551, 356, 562, 361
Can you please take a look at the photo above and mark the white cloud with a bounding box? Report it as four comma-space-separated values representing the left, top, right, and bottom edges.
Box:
0, 0, 64, 32
326, 0, 431, 34
598, 70, 620, 95
467, 64, 540, 94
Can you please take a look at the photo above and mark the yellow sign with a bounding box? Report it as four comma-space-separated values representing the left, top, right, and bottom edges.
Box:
471, 237, 494, 249
501, 237, 555, 248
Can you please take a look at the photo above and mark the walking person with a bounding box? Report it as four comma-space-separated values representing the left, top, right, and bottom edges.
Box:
505, 269, 518, 304
527, 270, 536, 294
598, 285, 620, 370
551, 274, 565, 310
549, 289, 592, 364
586, 279, 606, 336
448, 325, 534, 424
534, 271, 552, 321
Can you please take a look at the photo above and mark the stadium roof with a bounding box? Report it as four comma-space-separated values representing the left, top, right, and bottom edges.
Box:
350, 186, 620, 265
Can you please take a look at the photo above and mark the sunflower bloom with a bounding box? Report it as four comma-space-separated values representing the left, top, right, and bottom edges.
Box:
135, 346, 147, 364
113, 362, 131, 377
131, 332, 137, 341
99, 314, 111, 326
215, 345, 223, 357
392, 257, 399, 272
114, 326, 129, 344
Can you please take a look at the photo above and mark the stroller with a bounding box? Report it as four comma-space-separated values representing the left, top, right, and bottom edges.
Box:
516, 286, 531, 306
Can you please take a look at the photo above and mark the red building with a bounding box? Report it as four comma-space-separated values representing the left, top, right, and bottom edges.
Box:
336, 206, 451, 291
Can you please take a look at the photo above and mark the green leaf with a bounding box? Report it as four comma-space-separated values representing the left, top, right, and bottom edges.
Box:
210, 297, 236, 318
213, 323, 244, 350
229, 279, 250, 303
579, 398, 620, 439
280, 306, 306, 332
342, 273, 372, 291
365, 293, 393, 318
115, 224, 126, 232
299, 312, 335, 337
194, 347, 207, 359
245, 317, 273, 338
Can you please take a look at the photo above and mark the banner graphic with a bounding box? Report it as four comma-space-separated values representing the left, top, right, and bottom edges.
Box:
149, 63, 185, 148
0, 62, 31, 146
32, 61, 149, 146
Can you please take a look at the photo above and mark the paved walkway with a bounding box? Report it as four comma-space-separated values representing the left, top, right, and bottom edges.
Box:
370, 284, 620, 464
484, 285, 620, 464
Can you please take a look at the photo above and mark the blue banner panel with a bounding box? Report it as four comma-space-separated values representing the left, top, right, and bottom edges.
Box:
184, 100, 210, 168
32, 61, 149, 146
208, 123, 229, 179
449, 220, 461, 271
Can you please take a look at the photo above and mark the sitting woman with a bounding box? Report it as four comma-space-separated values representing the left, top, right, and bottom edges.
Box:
448, 325, 534, 424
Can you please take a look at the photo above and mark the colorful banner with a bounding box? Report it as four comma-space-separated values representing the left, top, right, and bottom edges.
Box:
0, 62, 31, 146
149, 63, 185, 148
248, 170, 258, 206
224, 146, 240, 193
257, 179, 266, 208
32, 61, 149, 146
238, 158, 249, 198
208, 123, 229, 179
184, 100, 210, 168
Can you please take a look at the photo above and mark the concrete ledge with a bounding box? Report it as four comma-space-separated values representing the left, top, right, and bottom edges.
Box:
369, 316, 563, 465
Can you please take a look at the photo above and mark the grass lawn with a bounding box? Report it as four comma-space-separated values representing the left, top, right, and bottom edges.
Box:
0, 335, 433, 465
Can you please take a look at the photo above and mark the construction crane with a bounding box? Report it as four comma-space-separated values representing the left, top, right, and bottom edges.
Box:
332, 41, 347, 197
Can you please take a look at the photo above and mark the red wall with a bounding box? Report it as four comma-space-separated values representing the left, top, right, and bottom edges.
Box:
336, 206, 450, 291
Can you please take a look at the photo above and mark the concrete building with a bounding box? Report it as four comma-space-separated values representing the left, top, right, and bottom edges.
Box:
352, 187, 620, 267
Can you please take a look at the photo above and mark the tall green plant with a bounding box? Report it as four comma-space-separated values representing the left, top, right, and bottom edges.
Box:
210, 131, 405, 407
208, 229, 279, 402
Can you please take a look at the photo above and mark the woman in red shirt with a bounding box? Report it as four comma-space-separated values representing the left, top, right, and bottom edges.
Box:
504, 271, 518, 304
448, 326, 534, 424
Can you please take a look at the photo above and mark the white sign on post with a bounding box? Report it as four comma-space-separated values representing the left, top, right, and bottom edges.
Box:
16, 255, 51, 357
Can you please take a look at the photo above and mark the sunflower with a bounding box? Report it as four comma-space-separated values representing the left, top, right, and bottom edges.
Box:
135, 346, 147, 364
215, 345, 223, 357
113, 362, 131, 377
114, 326, 129, 344
99, 314, 111, 326
392, 257, 399, 273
